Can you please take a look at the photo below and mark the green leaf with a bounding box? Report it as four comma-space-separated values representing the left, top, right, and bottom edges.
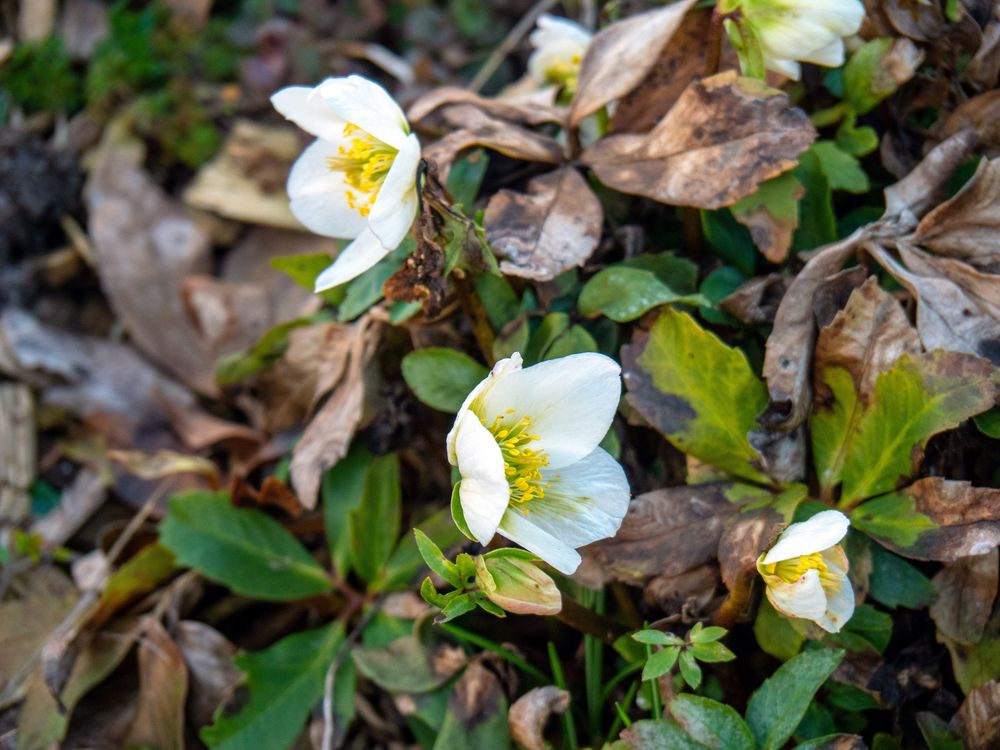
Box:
623, 719, 713, 750
348, 453, 402, 585
545, 324, 599, 360
214, 318, 314, 385
868, 543, 934, 609
381, 507, 466, 591
322, 442, 371, 576
689, 641, 735, 663
474, 273, 520, 330
792, 149, 837, 252
523, 312, 570, 364
688, 624, 727, 644
810, 367, 858, 496
701, 209, 758, 277
353, 635, 462, 693
837, 604, 892, 653
850, 492, 938, 549
622, 253, 700, 294
730, 172, 803, 259
432, 680, 510, 750
678, 650, 702, 689
642, 646, 681, 681
840, 352, 999, 505
270, 253, 342, 305
337, 241, 411, 322
745, 649, 844, 750
160, 492, 331, 600
402, 348, 488, 413
915, 712, 964, 750
579, 267, 707, 323
835, 111, 879, 157
844, 38, 899, 115
810, 141, 870, 194
93, 542, 176, 624
447, 149, 490, 209
438, 594, 480, 623
754, 598, 805, 661
699, 266, 747, 326
670, 695, 754, 750
202, 622, 346, 750
974, 406, 1000, 438
633, 630, 684, 647
625, 307, 770, 483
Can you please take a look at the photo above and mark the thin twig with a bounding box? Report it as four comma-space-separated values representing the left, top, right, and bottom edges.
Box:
468, 0, 559, 93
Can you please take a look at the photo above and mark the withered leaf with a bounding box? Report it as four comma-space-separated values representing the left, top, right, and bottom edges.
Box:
915, 157, 1000, 272
407, 86, 563, 128
861, 478, 1000, 562
581, 485, 738, 586
86, 143, 218, 396
943, 90, 1000, 155
353, 635, 467, 694
966, 19, 1000, 90
718, 506, 783, 592
422, 105, 563, 183
930, 549, 998, 646
719, 274, 789, 326
124, 619, 188, 750
759, 236, 859, 432
569, 0, 698, 128
883, 128, 979, 223
953, 680, 1000, 750
174, 620, 241, 730
508, 686, 570, 750
484, 167, 603, 281
582, 71, 816, 209
732, 172, 804, 264
383, 208, 446, 314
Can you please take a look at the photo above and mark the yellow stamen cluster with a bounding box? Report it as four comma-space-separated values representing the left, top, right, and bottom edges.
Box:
760, 552, 842, 593
545, 53, 583, 90
485, 410, 550, 506
327, 123, 397, 217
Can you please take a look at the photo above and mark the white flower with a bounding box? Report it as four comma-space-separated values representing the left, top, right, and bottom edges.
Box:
528, 14, 592, 90
738, 0, 865, 80
271, 76, 421, 291
446, 352, 629, 575
756, 510, 855, 633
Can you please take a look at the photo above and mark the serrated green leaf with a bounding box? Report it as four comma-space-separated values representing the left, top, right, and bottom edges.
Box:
579, 267, 707, 323
160, 492, 330, 600
348, 453, 401, 585
850, 492, 938, 549
201, 621, 345, 750
643, 646, 681, 681
678, 650, 702, 689
625, 307, 770, 483
810, 141, 870, 194
689, 641, 735, 663
745, 649, 844, 750
622, 719, 713, 750
840, 352, 999, 505
670, 695, 753, 750
401, 348, 488, 413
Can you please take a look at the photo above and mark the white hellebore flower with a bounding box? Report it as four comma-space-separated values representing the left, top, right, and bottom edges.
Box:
739, 0, 865, 80
447, 352, 629, 575
756, 510, 855, 633
528, 14, 592, 90
271, 76, 420, 291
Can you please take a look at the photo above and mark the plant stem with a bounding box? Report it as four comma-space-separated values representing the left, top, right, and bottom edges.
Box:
548, 642, 580, 749
557, 596, 629, 644
713, 569, 756, 629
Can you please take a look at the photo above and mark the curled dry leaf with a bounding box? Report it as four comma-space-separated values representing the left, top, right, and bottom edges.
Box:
85, 142, 218, 396
915, 157, 1000, 272
174, 620, 241, 729
508, 686, 570, 750
569, 0, 697, 128
124, 619, 188, 750
290, 315, 379, 509
867, 243, 1000, 365
422, 105, 563, 183
965, 18, 1000, 90
407, 86, 563, 129
953, 680, 1000, 750
108, 449, 220, 482
759, 235, 860, 432
943, 90, 1000, 154
718, 505, 783, 592
581, 485, 737, 586
929, 549, 998, 646
862, 478, 1000, 562
484, 167, 603, 281
582, 71, 816, 209
719, 274, 790, 326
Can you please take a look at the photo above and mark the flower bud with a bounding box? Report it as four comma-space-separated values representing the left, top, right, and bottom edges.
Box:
474, 554, 562, 616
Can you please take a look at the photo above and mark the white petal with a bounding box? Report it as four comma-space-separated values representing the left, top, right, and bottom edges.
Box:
446, 353, 524, 465
271, 84, 349, 143
454, 411, 510, 545
528, 38, 588, 84
498, 510, 582, 575
314, 227, 391, 292
287, 140, 370, 239
478, 352, 621, 469
531, 14, 592, 47
758, 17, 838, 63
801, 38, 845, 67
764, 56, 802, 80
510, 448, 630, 548
368, 133, 420, 249
317, 75, 410, 151
817, 564, 855, 633
761, 510, 850, 565
793, 0, 866, 36
765, 569, 828, 621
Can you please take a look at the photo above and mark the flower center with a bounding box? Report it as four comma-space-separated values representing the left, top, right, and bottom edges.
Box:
761, 552, 842, 593
485, 410, 550, 506
545, 53, 583, 89
327, 123, 397, 217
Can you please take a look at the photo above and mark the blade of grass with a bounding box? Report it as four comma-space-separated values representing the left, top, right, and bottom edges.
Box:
548, 641, 579, 750
440, 622, 548, 684
606, 681, 639, 744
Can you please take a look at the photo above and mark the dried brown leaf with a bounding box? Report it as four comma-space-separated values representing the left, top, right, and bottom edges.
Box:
581, 485, 737, 586
423, 106, 563, 182
582, 71, 816, 209
966, 19, 1000, 90
759, 236, 859, 432
125, 619, 188, 750
508, 686, 570, 750
883, 128, 980, 223
86, 144, 218, 395
569, 0, 698, 128
718, 506, 783, 591
174, 620, 241, 729
944, 90, 1000, 154
915, 158, 1000, 272
484, 167, 603, 281
930, 549, 998, 646
719, 274, 789, 326
953, 680, 1000, 750
108, 449, 219, 482
408, 86, 563, 128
